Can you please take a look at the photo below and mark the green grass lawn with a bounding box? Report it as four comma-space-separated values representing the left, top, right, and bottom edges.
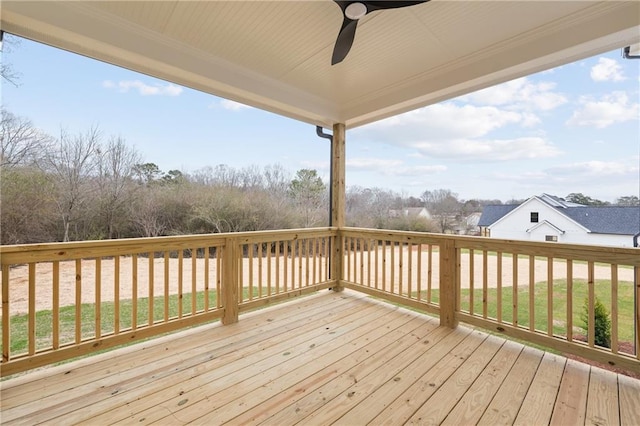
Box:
421, 278, 635, 343
1, 288, 262, 356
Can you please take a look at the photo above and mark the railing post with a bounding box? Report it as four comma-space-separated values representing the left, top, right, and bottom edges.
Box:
331, 232, 344, 292
439, 239, 458, 328
331, 122, 346, 291
222, 237, 239, 325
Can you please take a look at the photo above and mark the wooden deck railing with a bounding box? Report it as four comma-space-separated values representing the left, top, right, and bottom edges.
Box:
0, 228, 337, 376
342, 228, 640, 373
1, 227, 638, 376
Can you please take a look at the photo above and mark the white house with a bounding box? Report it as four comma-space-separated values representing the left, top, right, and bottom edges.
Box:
478, 194, 640, 247
389, 207, 431, 219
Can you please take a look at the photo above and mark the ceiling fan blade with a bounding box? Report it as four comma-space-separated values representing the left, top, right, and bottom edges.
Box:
332, 17, 358, 65
330, 0, 429, 65
363, 1, 428, 12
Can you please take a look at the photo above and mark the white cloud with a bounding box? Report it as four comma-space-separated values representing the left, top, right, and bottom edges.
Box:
546, 160, 637, 178
566, 91, 639, 128
102, 80, 182, 96
359, 103, 523, 143
346, 158, 446, 176
590, 58, 626, 82
412, 137, 561, 161
347, 158, 403, 170
220, 99, 252, 111
460, 77, 567, 111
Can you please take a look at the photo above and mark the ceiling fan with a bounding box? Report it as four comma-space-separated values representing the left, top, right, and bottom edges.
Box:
331, 1, 429, 65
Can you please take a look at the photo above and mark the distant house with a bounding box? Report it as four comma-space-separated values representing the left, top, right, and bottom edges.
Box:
478, 194, 640, 247
389, 207, 431, 219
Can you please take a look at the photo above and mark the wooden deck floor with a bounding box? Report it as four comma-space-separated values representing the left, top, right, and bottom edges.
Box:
2, 290, 639, 425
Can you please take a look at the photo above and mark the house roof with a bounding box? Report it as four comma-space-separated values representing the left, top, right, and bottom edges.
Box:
2, 1, 638, 129
562, 207, 640, 236
479, 197, 640, 236
478, 205, 518, 227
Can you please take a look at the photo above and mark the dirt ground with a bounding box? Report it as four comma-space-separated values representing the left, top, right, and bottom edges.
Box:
3, 248, 633, 315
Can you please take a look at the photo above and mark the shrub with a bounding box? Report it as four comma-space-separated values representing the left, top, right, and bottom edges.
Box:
581, 297, 611, 348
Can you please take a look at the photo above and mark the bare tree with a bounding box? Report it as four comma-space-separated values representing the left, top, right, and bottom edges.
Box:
96, 136, 141, 238
45, 126, 101, 241
1, 32, 21, 87
421, 189, 461, 233
1, 109, 53, 167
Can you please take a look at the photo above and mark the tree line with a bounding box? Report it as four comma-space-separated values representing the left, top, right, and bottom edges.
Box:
2, 108, 638, 245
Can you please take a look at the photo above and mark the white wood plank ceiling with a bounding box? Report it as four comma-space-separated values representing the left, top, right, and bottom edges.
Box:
2, 1, 639, 129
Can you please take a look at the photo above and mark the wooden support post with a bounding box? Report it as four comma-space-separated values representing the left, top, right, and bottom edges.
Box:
439, 239, 458, 328
222, 237, 239, 325
331, 123, 346, 292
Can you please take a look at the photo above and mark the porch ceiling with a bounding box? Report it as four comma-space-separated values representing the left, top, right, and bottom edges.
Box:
2, 1, 639, 129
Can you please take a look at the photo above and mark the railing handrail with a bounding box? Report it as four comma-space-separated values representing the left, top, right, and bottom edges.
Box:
0, 228, 338, 265
342, 227, 640, 263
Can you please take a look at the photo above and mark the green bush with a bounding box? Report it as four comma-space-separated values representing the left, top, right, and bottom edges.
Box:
581, 297, 611, 348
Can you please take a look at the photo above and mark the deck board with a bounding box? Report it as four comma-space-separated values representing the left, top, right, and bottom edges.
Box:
1, 289, 638, 425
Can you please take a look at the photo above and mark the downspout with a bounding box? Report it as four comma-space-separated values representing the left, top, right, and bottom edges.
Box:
316, 126, 333, 227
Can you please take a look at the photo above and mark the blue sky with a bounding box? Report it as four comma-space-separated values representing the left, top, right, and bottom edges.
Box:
3, 34, 639, 202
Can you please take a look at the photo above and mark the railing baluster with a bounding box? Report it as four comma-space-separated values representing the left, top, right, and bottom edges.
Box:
53, 261, 60, 348
164, 252, 169, 322
2, 265, 9, 362
427, 244, 432, 303
149, 253, 154, 325
482, 251, 488, 319
611, 264, 618, 354
567, 259, 573, 342
469, 249, 474, 315
311, 238, 320, 284
132, 254, 138, 329
275, 241, 280, 294
359, 238, 364, 285
283, 242, 288, 292
529, 255, 535, 332
416, 244, 422, 301
398, 242, 404, 296
177, 251, 182, 319
587, 261, 595, 347
268, 242, 272, 296
547, 257, 553, 336
390, 241, 395, 294
408, 243, 413, 299
374, 240, 379, 290
249, 244, 254, 301
191, 248, 197, 315
512, 253, 518, 327
28, 263, 36, 355
75, 259, 82, 343
216, 248, 222, 309
259, 243, 264, 297
204, 247, 210, 312
382, 240, 387, 293
115, 256, 120, 334
367, 239, 372, 288
298, 239, 303, 289
497, 252, 502, 324
238, 245, 244, 302
306, 239, 310, 288
96, 258, 102, 338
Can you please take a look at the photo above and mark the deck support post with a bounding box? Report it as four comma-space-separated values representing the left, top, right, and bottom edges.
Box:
331, 123, 346, 292
222, 237, 239, 325
439, 239, 458, 328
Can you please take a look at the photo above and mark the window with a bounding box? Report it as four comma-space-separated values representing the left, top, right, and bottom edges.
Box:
545, 235, 558, 242
530, 212, 539, 223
